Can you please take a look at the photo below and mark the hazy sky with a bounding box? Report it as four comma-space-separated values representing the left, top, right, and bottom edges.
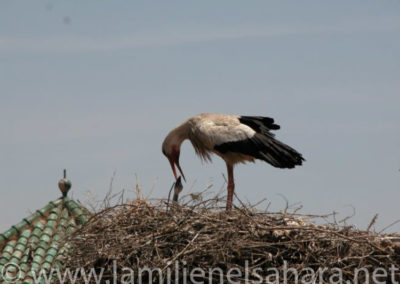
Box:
1, 1, 399, 233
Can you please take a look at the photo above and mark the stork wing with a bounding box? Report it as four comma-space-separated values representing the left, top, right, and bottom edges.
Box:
192, 118, 257, 148
188, 115, 256, 161
192, 115, 278, 147
189, 114, 304, 168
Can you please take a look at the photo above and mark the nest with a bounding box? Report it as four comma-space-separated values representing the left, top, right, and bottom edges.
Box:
64, 197, 400, 283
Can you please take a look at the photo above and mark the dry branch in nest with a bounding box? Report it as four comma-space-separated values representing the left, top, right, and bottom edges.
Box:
64, 197, 400, 283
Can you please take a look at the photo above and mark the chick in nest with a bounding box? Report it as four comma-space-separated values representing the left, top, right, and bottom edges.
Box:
173, 176, 183, 202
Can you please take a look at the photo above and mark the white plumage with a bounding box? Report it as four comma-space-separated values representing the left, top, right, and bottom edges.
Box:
162, 113, 304, 211
195, 119, 256, 145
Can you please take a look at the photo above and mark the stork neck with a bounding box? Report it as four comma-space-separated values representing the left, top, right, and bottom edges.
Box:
168, 121, 190, 149
174, 121, 189, 143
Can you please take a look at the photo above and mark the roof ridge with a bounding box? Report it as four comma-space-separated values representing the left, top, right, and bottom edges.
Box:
62, 197, 90, 225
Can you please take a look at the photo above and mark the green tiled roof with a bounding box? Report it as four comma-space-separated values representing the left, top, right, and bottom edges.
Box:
0, 197, 91, 284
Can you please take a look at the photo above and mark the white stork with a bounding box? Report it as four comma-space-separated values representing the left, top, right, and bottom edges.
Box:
162, 113, 304, 211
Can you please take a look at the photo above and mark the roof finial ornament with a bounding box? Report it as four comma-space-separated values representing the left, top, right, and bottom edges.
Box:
58, 169, 72, 198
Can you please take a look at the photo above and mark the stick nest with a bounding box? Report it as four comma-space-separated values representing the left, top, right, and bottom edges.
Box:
64, 197, 400, 283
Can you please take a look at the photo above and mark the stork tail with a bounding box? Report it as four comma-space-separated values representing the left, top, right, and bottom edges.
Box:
260, 136, 304, 168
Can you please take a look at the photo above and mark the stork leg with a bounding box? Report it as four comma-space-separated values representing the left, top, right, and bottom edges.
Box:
226, 163, 235, 211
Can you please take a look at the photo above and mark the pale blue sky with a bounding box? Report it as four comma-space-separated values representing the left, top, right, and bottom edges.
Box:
1, 1, 399, 233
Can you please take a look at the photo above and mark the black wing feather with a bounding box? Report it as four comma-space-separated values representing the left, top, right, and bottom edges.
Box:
214, 134, 304, 168
214, 116, 304, 168
239, 116, 280, 133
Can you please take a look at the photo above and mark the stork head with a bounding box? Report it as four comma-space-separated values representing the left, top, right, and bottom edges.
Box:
162, 132, 186, 182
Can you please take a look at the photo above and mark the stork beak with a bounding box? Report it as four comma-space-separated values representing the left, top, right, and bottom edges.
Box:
168, 157, 186, 182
